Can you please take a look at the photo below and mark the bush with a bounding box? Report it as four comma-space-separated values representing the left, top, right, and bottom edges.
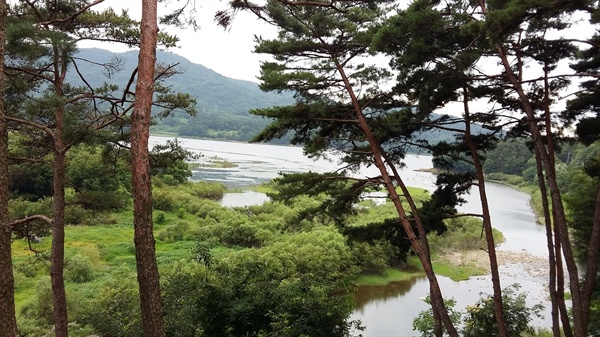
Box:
13, 260, 40, 278
413, 284, 544, 337
20, 277, 84, 326
157, 221, 191, 242
65, 254, 95, 283
427, 217, 504, 254
21, 276, 54, 324
65, 204, 94, 225
188, 181, 225, 200
155, 211, 167, 225
463, 284, 543, 337
350, 240, 398, 274
153, 190, 177, 211
79, 269, 142, 337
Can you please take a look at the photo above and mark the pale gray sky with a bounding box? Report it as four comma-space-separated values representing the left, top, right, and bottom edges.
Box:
79, 1, 276, 82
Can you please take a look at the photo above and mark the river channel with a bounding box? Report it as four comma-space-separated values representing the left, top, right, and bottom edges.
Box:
149, 135, 553, 336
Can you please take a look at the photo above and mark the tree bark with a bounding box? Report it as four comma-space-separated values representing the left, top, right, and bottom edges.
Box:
462, 86, 507, 337
476, 3, 597, 335
336, 61, 459, 337
131, 1, 166, 337
540, 68, 572, 337
50, 45, 70, 337
51, 139, 68, 337
385, 161, 445, 337
0, 0, 17, 334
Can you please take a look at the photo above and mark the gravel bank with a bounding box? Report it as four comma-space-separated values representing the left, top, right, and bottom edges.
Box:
441, 249, 550, 279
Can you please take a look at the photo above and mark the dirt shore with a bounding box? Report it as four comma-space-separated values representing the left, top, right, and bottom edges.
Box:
441, 249, 550, 279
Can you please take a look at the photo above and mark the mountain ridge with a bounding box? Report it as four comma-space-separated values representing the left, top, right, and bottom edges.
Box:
73, 48, 294, 140
73, 48, 484, 144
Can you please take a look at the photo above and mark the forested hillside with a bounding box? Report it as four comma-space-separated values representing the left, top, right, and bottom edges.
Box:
71, 48, 295, 141
72, 48, 486, 144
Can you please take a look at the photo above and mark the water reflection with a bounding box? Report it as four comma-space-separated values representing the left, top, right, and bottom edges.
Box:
353, 276, 424, 311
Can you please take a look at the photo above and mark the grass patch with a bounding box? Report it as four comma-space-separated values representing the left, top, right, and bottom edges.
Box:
354, 256, 424, 286
248, 183, 277, 194
354, 267, 422, 286
432, 257, 486, 281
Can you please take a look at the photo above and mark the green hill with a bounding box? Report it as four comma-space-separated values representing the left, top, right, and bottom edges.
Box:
72, 48, 487, 145
72, 48, 295, 141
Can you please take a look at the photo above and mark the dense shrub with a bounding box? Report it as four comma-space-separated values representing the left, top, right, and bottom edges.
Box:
187, 180, 225, 200
20, 276, 82, 326
153, 189, 177, 211
413, 284, 543, 337
162, 246, 357, 337
79, 270, 142, 337
350, 240, 398, 274
463, 284, 543, 337
427, 217, 504, 254
65, 254, 95, 283
64, 204, 94, 225
157, 221, 192, 242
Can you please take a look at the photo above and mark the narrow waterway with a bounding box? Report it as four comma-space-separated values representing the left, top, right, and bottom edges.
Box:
149, 135, 553, 336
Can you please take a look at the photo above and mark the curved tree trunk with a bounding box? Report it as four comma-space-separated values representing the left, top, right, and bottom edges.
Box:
131, 1, 166, 336
0, 0, 17, 334
336, 61, 459, 337
476, 3, 594, 335
462, 86, 507, 337
385, 161, 445, 337
540, 69, 572, 337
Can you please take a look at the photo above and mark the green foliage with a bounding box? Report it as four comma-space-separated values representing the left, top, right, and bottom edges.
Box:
560, 142, 600, 258
8, 161, 53, 201
8, 198, 52, 239
65, 254, 95, 283
349, 240, 398, 274
150, 139, 199, 183
157, 221, 191, 242
18, 276, 84, 332
427, 217, 504, 254
413, 295, 462, 337
162, 240, 357, 337
413, 284, 543, 337
483, 139, 533, 176
153, 189, 177, 212
67, 145, 131, 211
186, 180, 225, 200
21, 276, 54, 325
155, 211, 167, 225
79, 269, 142, 337
161, 262, 206, 337
463, 284, 544, 337
152, 180, 225, 214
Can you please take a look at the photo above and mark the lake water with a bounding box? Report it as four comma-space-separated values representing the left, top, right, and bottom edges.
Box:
149, 135, 552, 336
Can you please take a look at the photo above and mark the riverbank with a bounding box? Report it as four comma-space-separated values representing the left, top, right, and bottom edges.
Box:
441, 249, 549, 279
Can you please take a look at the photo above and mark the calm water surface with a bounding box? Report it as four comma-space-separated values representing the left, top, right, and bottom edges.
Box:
150, 136, 552, 336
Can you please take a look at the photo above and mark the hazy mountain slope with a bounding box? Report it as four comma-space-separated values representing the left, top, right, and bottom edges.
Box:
71, 48, 486, 144
71, 48, 293, 141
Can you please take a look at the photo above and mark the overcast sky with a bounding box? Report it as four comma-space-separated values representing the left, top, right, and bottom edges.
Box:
79, 1, 276, 83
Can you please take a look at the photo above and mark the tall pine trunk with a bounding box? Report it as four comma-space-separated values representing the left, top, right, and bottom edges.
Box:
50, 46, 69, 337
336, 61, 459, 336
131, 1, 166, 336
386, 160, 445, 337
51, 139, 68, 337
476, 3, 600, 335
0, 0, 17, 334
462, 86, 507, 337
